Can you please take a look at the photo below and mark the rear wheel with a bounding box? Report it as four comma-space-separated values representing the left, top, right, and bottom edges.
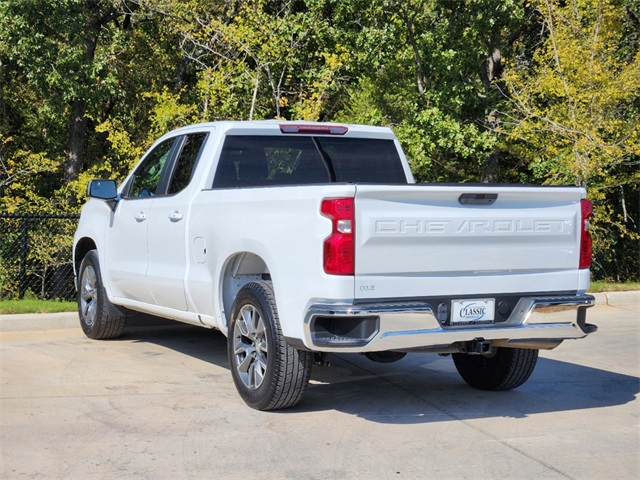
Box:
77, 250, 127, 339
228, 281, 312, 410
452, 347, 538, 391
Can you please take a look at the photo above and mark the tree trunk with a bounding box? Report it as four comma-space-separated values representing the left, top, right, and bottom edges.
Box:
399, 8, 426, 96
62, 6, 112, 194
64, 99, 88, 185
482, 151, 499, 183
481, 47, 503, 94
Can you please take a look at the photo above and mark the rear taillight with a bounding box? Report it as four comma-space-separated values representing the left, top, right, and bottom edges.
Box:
321, 198, 355, 275
579, 199, 593, 269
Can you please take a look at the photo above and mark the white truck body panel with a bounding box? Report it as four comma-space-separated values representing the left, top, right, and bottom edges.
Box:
186, 184, 356, 340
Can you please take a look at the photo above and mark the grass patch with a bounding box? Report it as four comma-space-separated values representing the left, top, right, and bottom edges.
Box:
0, 299, 77, 315
588, 281, 640, 293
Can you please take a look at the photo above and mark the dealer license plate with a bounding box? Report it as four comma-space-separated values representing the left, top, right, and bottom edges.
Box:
451, 299, 495, 325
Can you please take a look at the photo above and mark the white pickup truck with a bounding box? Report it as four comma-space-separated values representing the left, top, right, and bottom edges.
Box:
73, 121, 596, 410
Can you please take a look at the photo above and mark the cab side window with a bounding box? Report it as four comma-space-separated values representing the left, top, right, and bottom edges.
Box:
127, 138, 175, 198
168, 133, 207, 194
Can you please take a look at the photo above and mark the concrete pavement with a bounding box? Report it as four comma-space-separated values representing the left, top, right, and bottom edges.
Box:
1, 295, 638, 479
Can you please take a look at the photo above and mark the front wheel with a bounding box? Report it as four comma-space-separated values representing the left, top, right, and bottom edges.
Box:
227, 281, 312, 410
452, 347, 539, 391
77, 250, 127, 339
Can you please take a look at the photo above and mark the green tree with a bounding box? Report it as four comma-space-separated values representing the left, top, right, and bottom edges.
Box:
1, 0, 636, 281
334, 0, 525, 182
156, 0, 352, 122
0, 0, 187, 208
497, 0, 640, 280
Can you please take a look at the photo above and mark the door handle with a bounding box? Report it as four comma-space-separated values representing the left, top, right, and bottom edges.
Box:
168, 211, 183, 222
134, 212, 147, 222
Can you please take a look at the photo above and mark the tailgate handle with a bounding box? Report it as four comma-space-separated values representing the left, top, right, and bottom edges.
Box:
459, 193, 498, 205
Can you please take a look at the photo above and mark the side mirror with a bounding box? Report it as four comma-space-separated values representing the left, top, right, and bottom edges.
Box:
87, 179, 118, 200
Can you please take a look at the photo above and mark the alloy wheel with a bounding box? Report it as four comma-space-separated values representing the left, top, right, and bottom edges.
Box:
80, 265, 97, 326
232, 304, 269, 390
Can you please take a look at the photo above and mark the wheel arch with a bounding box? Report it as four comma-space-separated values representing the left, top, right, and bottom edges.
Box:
220, 252, 271, 330
74, 237, 97, 278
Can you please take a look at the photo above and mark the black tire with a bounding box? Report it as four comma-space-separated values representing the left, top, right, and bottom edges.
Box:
452, 347, 538, 391
228, 281, 312, 411
77, 250, 127, 339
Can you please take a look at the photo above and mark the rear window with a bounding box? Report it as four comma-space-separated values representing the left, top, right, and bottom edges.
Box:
212, 135, 407, 188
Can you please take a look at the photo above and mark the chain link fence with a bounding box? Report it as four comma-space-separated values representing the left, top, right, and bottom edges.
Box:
0, 213, 80, 301
592, 245, 639, 283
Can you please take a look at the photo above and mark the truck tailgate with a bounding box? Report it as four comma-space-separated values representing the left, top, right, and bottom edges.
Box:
354, 185, 585, 300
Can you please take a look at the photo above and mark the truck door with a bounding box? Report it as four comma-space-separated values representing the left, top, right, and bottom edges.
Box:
146, 133, 208, 311
105, 137, 177, 303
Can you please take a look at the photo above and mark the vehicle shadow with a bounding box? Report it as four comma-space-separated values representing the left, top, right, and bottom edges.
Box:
300, 353, 639, 424
119, 318, 639, 425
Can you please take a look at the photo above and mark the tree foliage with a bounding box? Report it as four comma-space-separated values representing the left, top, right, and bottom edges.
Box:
0, 0, 637, 280
497, 0, 640, 280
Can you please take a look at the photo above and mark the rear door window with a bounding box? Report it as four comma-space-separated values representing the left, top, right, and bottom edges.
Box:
167, 133, 208, 194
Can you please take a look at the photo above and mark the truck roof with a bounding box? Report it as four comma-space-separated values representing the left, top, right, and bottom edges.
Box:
165, 120, 397, 139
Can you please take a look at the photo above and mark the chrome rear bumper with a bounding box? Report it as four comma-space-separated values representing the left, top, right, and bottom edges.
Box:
304, 295, 595, 353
